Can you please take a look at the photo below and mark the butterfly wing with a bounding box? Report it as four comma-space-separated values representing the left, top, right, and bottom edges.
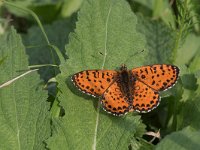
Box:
101, 80, 130, 116
132, 64, 179, 91
72, 70, 117, 97
132, 80, 160, 113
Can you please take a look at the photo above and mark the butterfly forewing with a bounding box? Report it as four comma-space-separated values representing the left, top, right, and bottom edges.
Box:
132, 64, 179, 91
72, 70, 117, 97
132, 80, 160, 113
101, 80, 130, 116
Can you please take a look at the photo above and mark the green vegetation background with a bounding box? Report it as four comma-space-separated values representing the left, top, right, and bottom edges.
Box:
0, 0, 200, 149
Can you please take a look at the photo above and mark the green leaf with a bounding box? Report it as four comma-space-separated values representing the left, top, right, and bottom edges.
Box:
152, 0, 175, 27
60, 0, 83, 18
130, 137, 154, 150
132, 0, 175, 28
189, 47, 200, 77
5, 0, 61, 22
4, 0, 81, 23
187, 0, 200, 33
137, 16, 176, 64
177, 50, 200, 130
155, 126, 200, 150
0, 56, 7, 65
22, 19, 75, 82
175, 33, 200, 66
179, 94, 200, 130
47, 0, 148, 149
181, 73, 198, 90
174, 42, 200, 131
62, 0, 147, 72
132, 0, 153, 10
48, 116, 145, 149
0, 27, 51, 149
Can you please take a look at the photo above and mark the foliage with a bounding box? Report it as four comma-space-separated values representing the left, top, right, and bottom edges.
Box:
0, 27, 50, 149
0, 0, 200, 149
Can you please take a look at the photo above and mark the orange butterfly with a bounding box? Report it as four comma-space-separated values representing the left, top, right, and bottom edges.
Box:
72, 64, 179, 116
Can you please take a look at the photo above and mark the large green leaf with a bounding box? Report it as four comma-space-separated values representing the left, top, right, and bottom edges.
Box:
0, 27, 50, 150
47, 0, 149, 149
155, 126, 200, 150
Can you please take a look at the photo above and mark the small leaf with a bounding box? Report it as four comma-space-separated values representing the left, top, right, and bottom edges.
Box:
137, 15, 176, 64
60, 0, 83, 17
175, 33, 200, 66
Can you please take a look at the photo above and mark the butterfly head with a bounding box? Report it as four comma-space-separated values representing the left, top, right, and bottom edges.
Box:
120, 64, 127, 71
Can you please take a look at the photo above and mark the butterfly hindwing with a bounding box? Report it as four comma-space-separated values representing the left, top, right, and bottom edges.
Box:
72, 70, 117, 97
101, 80, 130, 116
132, 80, 160, 113
132, 64, 179, 91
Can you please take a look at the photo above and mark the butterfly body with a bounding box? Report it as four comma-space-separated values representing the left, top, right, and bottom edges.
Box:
72, 64, 179, 116
116, 65, 134, 104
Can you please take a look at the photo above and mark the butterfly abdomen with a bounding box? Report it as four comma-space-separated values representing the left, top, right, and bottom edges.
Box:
118, 69, 134, 104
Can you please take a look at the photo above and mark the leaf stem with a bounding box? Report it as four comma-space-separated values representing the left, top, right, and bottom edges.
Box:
0, 69, 38, 88
171, 0, 189, 131
3, 0, 65, 64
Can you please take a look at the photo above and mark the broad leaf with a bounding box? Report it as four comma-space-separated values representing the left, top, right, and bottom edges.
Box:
47, 0, 148, 149
155, 127, 200, 150
0, 27, 50, 150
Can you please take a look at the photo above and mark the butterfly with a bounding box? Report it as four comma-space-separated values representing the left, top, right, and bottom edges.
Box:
71, 64, 179, 116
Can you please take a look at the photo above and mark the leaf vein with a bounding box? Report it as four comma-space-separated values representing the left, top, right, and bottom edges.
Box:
101, 1, 113, 69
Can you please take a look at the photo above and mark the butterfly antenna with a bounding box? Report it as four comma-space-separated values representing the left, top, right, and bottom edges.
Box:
132, 49, 145, 57
123, 49, 145, 64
